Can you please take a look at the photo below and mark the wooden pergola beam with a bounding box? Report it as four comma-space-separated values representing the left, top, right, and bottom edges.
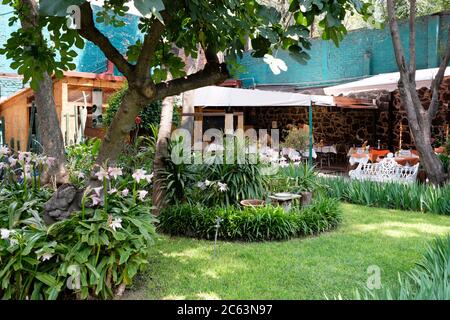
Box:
333, 96, 377, 108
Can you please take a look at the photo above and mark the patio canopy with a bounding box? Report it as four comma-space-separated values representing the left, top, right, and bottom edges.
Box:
324, 67, 450, 96
191, 86, 335, 107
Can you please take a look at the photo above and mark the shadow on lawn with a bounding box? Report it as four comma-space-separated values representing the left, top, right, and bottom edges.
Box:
122, 237, 251, 300
122, 205, 450, 300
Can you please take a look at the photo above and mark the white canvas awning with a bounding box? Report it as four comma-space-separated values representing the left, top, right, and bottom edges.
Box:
191, 86, 335, 107
324, 67, 450, 96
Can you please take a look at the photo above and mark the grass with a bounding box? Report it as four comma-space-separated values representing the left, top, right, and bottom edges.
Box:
123, 203, 450, 300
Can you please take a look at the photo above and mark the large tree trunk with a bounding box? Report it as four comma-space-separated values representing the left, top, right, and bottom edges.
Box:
34, 73, 68, 182
387, 0, 448, 185
96, 89, 149, 165
397, 82, 445, 185
20, 0, 67, 183
152, 96, 175, 215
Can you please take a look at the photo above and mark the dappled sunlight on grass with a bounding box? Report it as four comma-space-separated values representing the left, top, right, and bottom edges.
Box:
350, 222, 450, 238
162, 294, 186, 300
131, 204, 450, 300
195, 292, 221, 300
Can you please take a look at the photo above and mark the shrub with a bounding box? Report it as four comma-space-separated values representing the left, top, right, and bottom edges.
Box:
0, 201, 155, 300
269, 163, 324, 194
281, 126, 309, 151
158, 137, 270, 206
350, 234, 450, 300
104, 84, 180, 131
0, 160, 157, 300
118, 130, 158, 175
320, 177, 450, 215
66, 138, 101, 185
197, 161, 268, 207
438, 154, 449, 173
158, 197, 341, 241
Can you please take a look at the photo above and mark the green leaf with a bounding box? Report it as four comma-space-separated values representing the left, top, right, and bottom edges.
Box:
36, 273, 58, 287
39, 0, 85, 17
288, 45, 310, 65
134, 0, 165, 22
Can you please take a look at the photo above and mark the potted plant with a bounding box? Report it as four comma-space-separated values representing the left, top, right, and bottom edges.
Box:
240, 199, 265, 207
281, 126, 310, 152
276, 163, 322, 207
432, 137, 444, 154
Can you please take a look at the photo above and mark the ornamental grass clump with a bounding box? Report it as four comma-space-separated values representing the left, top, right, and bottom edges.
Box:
349, 234, 450, 300
159, 197, 341, 241
320, 177, 450, 215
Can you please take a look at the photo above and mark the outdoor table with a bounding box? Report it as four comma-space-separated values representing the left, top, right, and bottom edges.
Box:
301, 149, 317, 159
393, 156, 420, 166
314, 145, 337, 154
349, 153, 369, 166
269, 193, 301, 212
368, 149, 390, 162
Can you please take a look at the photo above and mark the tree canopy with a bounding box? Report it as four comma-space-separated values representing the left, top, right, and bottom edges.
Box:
1, 0, 371, 90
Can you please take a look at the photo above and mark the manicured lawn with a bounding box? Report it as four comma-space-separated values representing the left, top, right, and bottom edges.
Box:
124, 204, 450, 300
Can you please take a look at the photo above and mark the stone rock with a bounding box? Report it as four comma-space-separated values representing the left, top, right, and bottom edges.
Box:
43, 184, 84, 225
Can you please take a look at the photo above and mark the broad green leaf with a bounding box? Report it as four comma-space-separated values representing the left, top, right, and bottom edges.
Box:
39, 0, 85, 17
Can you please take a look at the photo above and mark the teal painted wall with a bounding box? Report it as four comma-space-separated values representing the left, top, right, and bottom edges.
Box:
235, 12, 450, 89
0, 4, 141, 98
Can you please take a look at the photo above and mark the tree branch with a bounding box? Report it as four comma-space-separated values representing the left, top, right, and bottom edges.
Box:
387, 0, 408, 76
429, 26, 450, 119
78, 2, 133, 77
135, 16, 167, 79
409, 0, 416, 81
387, 0, 423, 127
154, 60, 229, 100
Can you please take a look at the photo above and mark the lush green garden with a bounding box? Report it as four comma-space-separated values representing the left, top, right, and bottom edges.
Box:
125, 204, 450, 300
1, 140, 450, 300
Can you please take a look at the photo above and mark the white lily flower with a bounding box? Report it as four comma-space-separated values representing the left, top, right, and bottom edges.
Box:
8, 157, 17, 166
93, 187, 103, 197
92, 195, 102, 206
121, 188, 129, 197
197, 181, 207, 190
40, 253, 54, 261
108, 188, 118, 195
217, 182, 228, 192
108, 167, 123, 179
132, 169, 147, 183
204, 179, 212, 186
95, 167, 109, 181
138, 190, 148, 201
1, 228, 12, 240
109, 217, 123, 231
0, 145, 9, 155
18, 151, 32, 163
145, 173, 154, 183
263, 54, 288, 75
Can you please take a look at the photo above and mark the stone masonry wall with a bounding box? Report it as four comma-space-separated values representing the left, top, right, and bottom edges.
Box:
249, 76, 449, 152
384, 77, 449, 149
248, 106, 375, 148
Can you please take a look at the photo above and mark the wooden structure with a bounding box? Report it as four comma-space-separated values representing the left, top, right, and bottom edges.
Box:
0, 69, 125, 151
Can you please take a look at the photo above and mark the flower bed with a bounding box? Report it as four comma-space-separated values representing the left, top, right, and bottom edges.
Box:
0, 146, 156, 299
158, 197, 341, 241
